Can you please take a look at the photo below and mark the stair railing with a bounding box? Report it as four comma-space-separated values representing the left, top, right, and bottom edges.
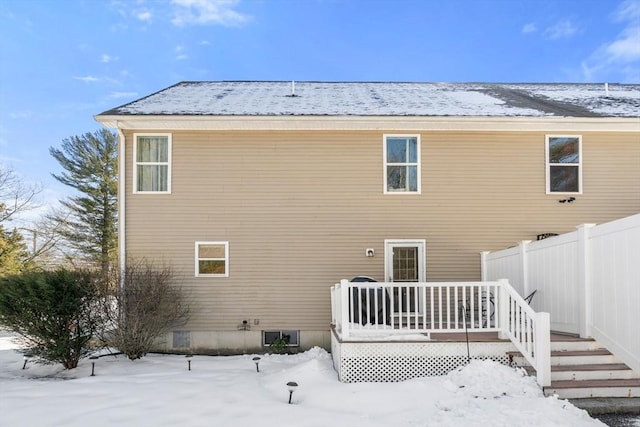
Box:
498, 279, 551, 387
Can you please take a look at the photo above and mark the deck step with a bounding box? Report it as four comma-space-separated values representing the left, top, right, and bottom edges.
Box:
507, 349, 621, 367
509, 336, 640, 400
550, 338, 602, 352
524, 364, 640, 381
507, 348, 620, 366
551, 349, 619, 365
544, 378, 640, 399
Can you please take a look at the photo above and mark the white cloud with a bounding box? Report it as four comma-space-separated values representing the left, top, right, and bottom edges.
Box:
581, 0, 640, 82
612, 0, 640, 21
604, 25, 640, 62
73, 75, 122, 85
101, 54, 118, 63
135, 9, 152, 22
9, 110, 33, 120
171, 0, 249, 27
544, 20, 579, 39
109, 0, 129, 19
108, 91, 138, 99
174, 44, 189, 60
521, 23, 537, 34
74, 76, 100, 83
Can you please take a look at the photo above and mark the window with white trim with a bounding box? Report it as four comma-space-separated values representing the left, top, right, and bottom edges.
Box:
546, 135, 582, 194
134, 134, 171, 193
384, 135, 420, 194
195, 241, 229, 277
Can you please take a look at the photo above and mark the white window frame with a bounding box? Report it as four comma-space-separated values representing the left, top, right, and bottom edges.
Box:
545, 135, 582, 195
195, 241, 229, 277
133, 133, 172, 194
383, 134, 421, 194
262, 330, 300, 347
384, 239, 426, 283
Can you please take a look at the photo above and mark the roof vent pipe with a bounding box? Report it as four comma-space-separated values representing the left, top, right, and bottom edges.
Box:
605, 82, 609, 96
291, 80, 296, 96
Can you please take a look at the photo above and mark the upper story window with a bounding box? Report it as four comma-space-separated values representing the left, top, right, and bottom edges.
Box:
384, 135, 421, 194
134, 134, 171, 193
546, 135, 582, 194
195, 241, 229, 277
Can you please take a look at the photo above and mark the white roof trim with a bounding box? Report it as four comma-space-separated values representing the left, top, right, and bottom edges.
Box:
95, 115, 640, 133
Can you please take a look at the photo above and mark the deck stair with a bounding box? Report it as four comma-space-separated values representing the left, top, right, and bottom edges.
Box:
507, 334, 640, 399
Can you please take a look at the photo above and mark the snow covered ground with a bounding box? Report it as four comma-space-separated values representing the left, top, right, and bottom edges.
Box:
0, 333, 615, 427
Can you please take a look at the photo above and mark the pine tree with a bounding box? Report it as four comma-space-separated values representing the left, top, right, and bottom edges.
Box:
50, 129, 118, 277
0, 268, 104, 369
0, 165, 41, 275
0, 217, 31, 276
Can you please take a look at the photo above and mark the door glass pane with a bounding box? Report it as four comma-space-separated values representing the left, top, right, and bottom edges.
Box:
393, 247, 418, 282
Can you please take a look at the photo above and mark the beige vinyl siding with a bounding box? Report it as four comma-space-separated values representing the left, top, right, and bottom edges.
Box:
122, 129, 640, 333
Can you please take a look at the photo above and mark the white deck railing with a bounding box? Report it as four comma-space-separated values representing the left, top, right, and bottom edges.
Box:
498, 279, 551, 387
330, 278, 551, 386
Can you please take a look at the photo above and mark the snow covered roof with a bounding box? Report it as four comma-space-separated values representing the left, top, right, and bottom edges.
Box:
99, 81, 640, 118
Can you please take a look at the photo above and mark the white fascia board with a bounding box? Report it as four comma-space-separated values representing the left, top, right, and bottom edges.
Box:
94, 115, 640, 133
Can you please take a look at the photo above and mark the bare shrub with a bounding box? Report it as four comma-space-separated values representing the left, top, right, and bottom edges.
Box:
106, 259, 189, 359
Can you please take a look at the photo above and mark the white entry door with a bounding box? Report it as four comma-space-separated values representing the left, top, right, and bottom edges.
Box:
385, 239, 426, 312
385, 239, 426, 282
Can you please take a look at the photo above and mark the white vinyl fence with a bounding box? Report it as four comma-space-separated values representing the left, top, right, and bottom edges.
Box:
481, 213, 640, 374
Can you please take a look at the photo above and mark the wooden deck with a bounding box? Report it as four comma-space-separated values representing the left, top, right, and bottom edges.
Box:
430, 331, 504, 342
427, 331, 580, 343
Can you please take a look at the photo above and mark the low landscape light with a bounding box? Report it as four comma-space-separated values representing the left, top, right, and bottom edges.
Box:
186, 354, 193, 371
89, 355, 99, 376
286, 381, 298, 404
22, 355, 30, 370
252, 356, 261, 372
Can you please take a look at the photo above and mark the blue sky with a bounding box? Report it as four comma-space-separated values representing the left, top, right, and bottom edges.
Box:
1, 0, 639, 218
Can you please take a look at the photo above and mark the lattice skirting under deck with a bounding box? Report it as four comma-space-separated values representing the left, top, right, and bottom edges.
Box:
332, 336, 515, 383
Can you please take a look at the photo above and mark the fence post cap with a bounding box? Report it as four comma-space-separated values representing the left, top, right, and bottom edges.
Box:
575, 223, 596, 230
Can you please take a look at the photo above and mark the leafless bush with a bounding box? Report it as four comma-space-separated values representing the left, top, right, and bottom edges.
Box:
105, 259, 189, 359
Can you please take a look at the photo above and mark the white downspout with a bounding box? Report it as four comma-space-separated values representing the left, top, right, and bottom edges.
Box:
116, 124, 126, 289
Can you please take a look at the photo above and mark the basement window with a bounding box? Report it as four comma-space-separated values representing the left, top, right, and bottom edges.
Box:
262, 330, 299, 347
172, 330, 190, 348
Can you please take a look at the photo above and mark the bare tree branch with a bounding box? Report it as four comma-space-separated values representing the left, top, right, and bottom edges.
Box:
0, 166, 42, 224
